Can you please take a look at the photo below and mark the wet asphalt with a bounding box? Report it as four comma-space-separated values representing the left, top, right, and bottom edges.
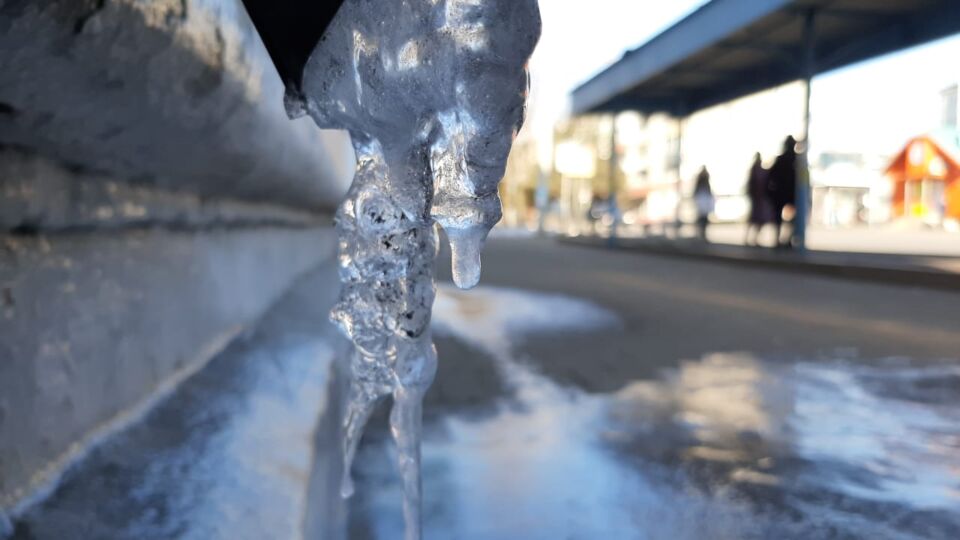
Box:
347, 235, 960, 540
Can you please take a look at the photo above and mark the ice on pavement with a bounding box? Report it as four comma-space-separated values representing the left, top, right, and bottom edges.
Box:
432, 283, 622, 358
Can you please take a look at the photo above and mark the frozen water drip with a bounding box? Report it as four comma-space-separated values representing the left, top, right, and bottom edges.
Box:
286, 1, 541, 539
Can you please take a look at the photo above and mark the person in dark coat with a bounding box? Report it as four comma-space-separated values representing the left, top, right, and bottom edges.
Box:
745, 152, 772, 246
767, 136, 797, 248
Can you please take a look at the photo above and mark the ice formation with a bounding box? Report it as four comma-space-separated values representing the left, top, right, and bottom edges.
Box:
285, 1, 541, 538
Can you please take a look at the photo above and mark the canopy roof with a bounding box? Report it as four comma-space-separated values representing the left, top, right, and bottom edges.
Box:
572, 0, 960, 115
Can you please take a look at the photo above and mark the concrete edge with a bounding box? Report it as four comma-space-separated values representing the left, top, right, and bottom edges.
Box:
4, 325, 245, 521
302, 340, 349, 540
1, 260, 352, 539
559, 236, 960, 293
0, 227, 338, 518
0, 147, 333, 233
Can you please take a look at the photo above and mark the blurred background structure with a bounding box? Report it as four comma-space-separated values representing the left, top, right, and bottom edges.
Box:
501, 0, 960, 249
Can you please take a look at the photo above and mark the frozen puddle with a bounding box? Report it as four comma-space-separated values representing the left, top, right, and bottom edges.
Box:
609, 355, 960, 512
349, 286, 960, 540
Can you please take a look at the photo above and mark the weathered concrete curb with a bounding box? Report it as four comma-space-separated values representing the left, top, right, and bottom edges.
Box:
0, 148, 329, 232
5, 262, 350, 540
559, 236, 960, 292
0, 227, 337, 516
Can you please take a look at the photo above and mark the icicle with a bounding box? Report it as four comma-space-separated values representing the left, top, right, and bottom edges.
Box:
291, 1, 541, 538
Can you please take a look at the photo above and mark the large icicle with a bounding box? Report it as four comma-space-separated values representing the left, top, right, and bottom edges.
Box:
289, 1, 540, 538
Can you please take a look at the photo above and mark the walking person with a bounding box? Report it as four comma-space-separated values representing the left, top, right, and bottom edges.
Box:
745, 152, 772, 246
767, 136, 798, 248
693, 166, 714, 241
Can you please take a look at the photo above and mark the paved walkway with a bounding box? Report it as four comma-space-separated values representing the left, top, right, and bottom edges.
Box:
705, 223, 960, 258
562, 231, 960, 292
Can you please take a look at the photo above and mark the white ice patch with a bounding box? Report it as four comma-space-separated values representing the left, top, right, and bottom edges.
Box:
432, 283, 621, 358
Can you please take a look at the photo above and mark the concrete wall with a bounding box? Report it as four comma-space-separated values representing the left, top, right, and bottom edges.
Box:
0, 147, 326, 231
0, 224, 336, 513
2, 248, 348, 540
0, 0, 352, 525
0, 0, 354, 211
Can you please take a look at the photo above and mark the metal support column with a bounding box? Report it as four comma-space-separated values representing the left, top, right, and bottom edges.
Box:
673, 114, 685, 237
607, 114, 619, 243
796, 8, 816, 251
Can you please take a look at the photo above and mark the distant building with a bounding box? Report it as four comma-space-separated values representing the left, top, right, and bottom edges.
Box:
884, 131, 960, 226
499, 138, 540, 228
617, 113, 683, 225
942, 84, 958, 130
809, 152, 891, 227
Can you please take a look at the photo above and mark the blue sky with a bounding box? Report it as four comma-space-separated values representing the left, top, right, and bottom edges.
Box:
526, 0, 707, 137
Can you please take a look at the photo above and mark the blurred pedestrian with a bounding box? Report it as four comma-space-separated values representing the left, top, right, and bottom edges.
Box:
767, 136, 797, 248
745, 152, 772, 246
693, 166, 714, 241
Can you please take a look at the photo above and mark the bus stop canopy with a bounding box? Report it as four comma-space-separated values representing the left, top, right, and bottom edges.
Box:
572, 0, 960, 116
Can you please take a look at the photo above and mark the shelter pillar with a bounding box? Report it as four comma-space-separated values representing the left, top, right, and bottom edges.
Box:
608, 114, 620, 242
674, 113, 686, 236
796, 8, 817, 251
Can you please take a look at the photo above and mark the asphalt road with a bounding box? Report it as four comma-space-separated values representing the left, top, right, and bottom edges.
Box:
349, 235, 960, 540
469, 235, 959, 380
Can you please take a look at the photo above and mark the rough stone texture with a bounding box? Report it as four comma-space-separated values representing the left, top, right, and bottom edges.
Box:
0, 227, 336, 515
0, 147, 329, 232
6, 263, 348, 540
0, 0, 356, 528
0, 0, 354, 211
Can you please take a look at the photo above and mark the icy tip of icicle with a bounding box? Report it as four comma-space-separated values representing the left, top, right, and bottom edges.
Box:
340, 476, 355, 499
445, 226, 488, 289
